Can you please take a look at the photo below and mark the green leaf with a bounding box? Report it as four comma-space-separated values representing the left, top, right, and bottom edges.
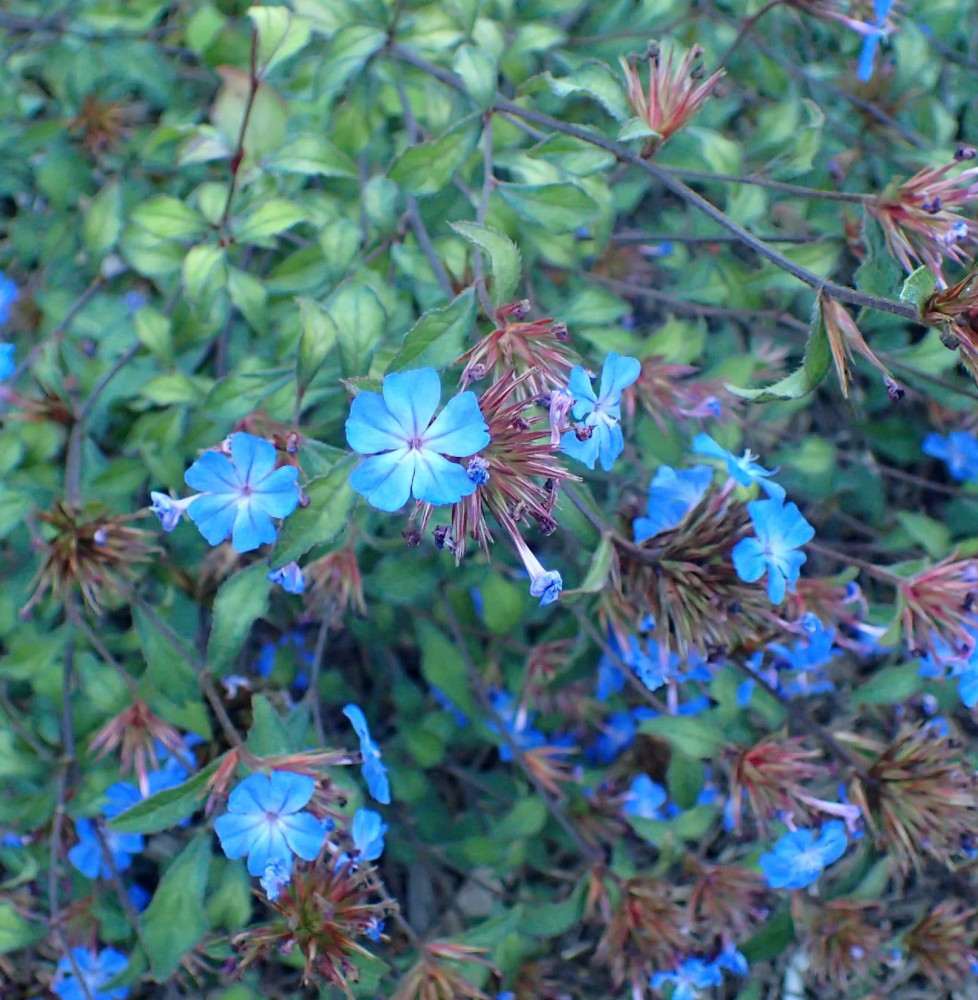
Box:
638, 714, 727, 759
247, 6, 312, 76
296, 297, 339, 393
540, 61, 631, 121
83, 179, 123, 257
271, 456, 357, 566
453, 44, 497, 110
496, 798, 547, 838
264, 135, 358, 179
497, 182, 599, 233
388, 289, 476, 372
618, 117, 661, 143
894, 510, 951, 559
519, 882, 586, 937
131, 195, 206, 241
0, 901, 42, 953
246, 694, 295, 756
855, 213, 902, 298
578, 533, 613, 593
416, 619, 478, 719
390, 119, 481, 197
134, 307, 173, 363
182, 243, 227, 304
852, 660, 925, 705
726, 298, 830, 402
142, 836, 211, 980
206, 562, 273, 676
449, 221, 521, 306
899, 266, 938, 314
330, 282, 388, 376
233, 199, 307, 243
108, 757, 225, 834
227, 267, 268, 333
320, 24, 386, 95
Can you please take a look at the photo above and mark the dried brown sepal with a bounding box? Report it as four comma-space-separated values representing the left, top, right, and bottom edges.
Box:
904, 899, 978, 988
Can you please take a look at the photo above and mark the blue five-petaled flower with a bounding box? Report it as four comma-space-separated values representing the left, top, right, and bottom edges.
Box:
346, 367, 490, 512
343, 703, 391, 804
183, 433, 300, 553
54, 947, 129, 1000
856, 0, 894, 82
561, 352, 641, 471
922, 430, 978, 483
732, 499, 815, 604
214, 770, 328, 900
692, 433, 785, 500
68, 820, 144, 880
759, 820, 848, 889
634, 465, 713, 543
650, 957, 723, 1000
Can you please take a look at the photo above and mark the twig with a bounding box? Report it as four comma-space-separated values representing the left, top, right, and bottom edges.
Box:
472, 116, 496, 317
220, 27, 260, 230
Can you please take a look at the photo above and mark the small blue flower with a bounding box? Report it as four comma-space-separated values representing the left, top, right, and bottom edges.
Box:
856, 0, 894, 82
68, 820, 143, 880
511, 532, 563, 606
0, 273, 18, 325
342, 807, 387, 864
268, 561, 304, 594
651, 957, 723, 1000
184, 433, 300, 552
0, 343, 14, 380
625, 774, 668, 820
54, 947, 129, 1000
732, 499, 815, 604
759, 820, 848, 890
346, 367, 490, 511
692, 433, 785, 500
149, 492, 195, 532
634, 465, 713, 543
588, 710, 638, 764
260, 857, 292, 901
488, 690, 547, 761
214, 771, 328, 886
922, 431, 978, 482
561, 351, 641, 471
366, 916, 386, 941
343, 704, 391, 804
714, 945, 748, 976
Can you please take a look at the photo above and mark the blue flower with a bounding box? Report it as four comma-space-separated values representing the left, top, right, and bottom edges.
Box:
589, 710, 638, 764
856, 0, 894, 82
268, 561, 304, 594
149, 492, 195, 532
343, 704, 391, 804
0, 273, 18, 325
54, 947, 129, 1000
338, 807, 387, 865
214, 771, 328, 889
922, 431, 978, 482
634, 465, 713, 543
560, 352, 641, 471
651, 958, 723, 1000
732, 499, 814, 604
0, 343, 14, 380
692, 433, 785, 500
512, 533, 562, 606
625, 774, 668, 820
345, 367, 490, 511
488, 690, 547, 761
184, 433, 300, 552
759, 820, 848, 890
68, 820, 143, 879
714, 945, 748, 976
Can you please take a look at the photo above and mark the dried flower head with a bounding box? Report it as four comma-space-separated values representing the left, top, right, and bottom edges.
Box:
626, 355, 730, 430
392, 942, 495, 1000
414, 370, 579, 561
847, 724, 978, 871
23, 504, 158, 614
892, 555, 978, 657
685, 861, 768, 941
620, 41, 725, 156
304, 545, 367, 624
820, 294, 900, 398
904, 899, 977, 988
801, 898, 887, 992
867, 151, 978, 281
70, 93, 135, 154
922, 268, 978, 380
458, 302, 577, 400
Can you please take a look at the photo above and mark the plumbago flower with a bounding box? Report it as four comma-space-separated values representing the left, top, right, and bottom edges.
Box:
214, 771, 329, 901
759, 821, 848, 889
150, 432, 300, 552
561, 352, 641, 471
634, 465, 713, 542
346, 367, 489, 511
693, 433, 785, 499
343, 703, 391, 804
733, 499, 815, 604
922, 430, 978, 482
53, 947, 129, 1000
69, 819, 143, 879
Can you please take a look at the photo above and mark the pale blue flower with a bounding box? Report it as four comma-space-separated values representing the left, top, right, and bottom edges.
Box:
634, 465, 713, 542
184, 433, 300, 552
149, 492, 194, 532
625, 774, 668, 820
0, 273, 18, 325
856, 0, 894, 82
68, 820, 143, 879
0, 343, 14, 380
732, 499, 814, 604
922, 431, 978, 482
346, 367, 490, 511
651, 958, 722, 1000
692, 433, 785, 500
561, 351, 641, 471
268, 561, 304, 594
343, 704, 391, 804
54, 948, 129, 1000
260, 858, 291, 901
339, 807, 387, 865
759, 820, 848, 889
488, 690, 546, 761
512, 532, 562, 606
214, 771, 327, 886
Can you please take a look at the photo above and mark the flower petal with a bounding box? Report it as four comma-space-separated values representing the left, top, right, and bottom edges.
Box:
253, 466, 300, 517
266, 770, 315, 815
597, 420, 624, 472
567, 365, 597, 418
230, 433, 277, 485
214, 812, 266, 860
231, 499, 278, 553
597, 351, 641, 407
186, 492, 239, 546
185, 450, 239, 493
346, 390, 409, 454
560, 428, 599, 469
244, 821, 292, 876
421, 390, 490, 457
350, 449, 415, 511
381, 368, 442, 439
227, 772, 273, 813
731, 537, 766, 583
411, 451, 478, 506
280, 811, 327, 861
